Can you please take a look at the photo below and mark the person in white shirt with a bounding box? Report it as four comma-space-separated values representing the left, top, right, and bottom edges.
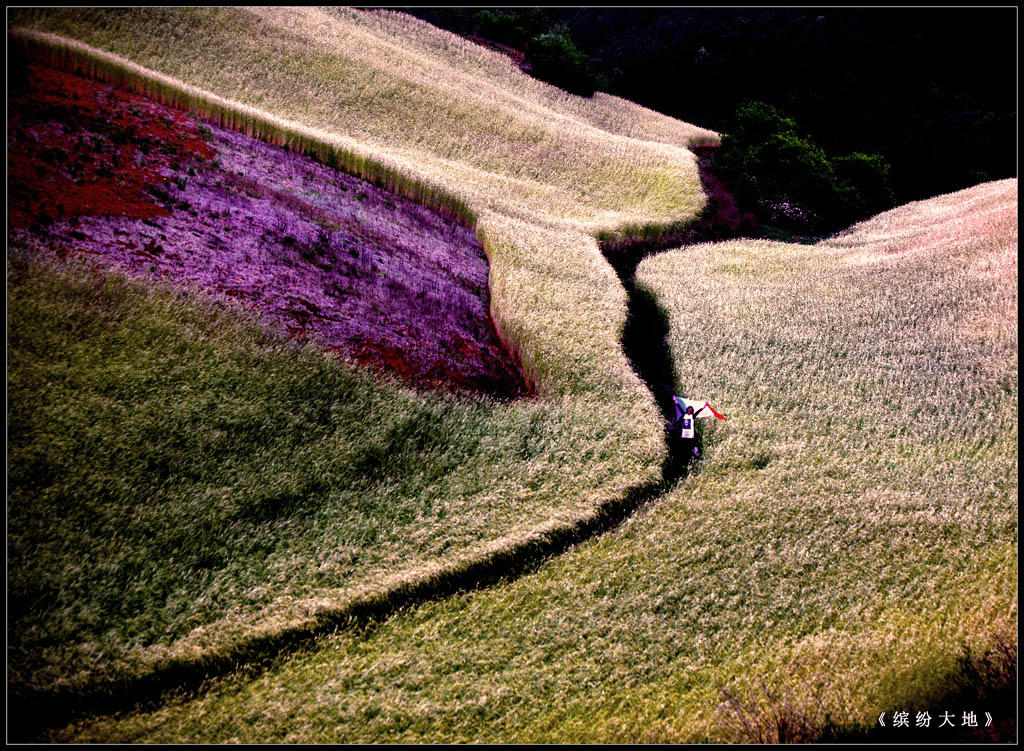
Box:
668, 403, 704, 460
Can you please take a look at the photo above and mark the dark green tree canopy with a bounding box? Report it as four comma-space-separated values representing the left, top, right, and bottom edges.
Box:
715, 100, 896, 237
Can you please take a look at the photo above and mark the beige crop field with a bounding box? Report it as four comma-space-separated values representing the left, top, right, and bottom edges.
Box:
8, 6, 1016, 743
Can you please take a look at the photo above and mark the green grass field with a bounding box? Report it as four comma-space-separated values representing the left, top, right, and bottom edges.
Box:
7, 7, 1017, 743
8, 242, 655, 695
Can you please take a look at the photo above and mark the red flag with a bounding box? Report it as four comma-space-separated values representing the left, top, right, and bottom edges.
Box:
704, 402, 728, 420
674, 396, 728, 421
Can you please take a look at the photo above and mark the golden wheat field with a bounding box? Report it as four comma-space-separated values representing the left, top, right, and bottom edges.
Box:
41, 178, 1017, 744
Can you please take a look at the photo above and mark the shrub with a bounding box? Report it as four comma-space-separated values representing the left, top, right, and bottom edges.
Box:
715, 100, 895, 236
833, 151, 896, 222
473, 9, 549, 49
525, 25, 598, 97
723, 99, 799, 146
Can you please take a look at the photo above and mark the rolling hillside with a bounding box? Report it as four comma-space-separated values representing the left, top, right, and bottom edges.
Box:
35, 179, 1016, 744
7, 7, 1016, 743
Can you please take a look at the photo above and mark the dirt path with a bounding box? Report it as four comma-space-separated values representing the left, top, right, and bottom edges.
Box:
600, 145, 757, 483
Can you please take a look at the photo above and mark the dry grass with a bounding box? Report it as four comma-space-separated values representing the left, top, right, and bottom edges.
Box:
10, 8, 716, 232
9, 7, 717, 397
40, 181, 1017, 743
8, 7, 1014, 744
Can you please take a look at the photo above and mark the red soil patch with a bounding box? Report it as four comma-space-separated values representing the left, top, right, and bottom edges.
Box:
8, 65, 214, 229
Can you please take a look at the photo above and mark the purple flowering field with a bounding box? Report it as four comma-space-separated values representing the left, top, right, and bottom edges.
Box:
11, 65, 530, 398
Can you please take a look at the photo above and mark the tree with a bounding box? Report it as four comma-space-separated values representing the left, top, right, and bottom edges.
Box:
833, 152, 896, 224
525, 25, 598, 97
715, 100, 895, 236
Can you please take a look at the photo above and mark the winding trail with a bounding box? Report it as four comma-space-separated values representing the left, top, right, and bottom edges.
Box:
601, 145, 755, 484
9, 36, 757, 738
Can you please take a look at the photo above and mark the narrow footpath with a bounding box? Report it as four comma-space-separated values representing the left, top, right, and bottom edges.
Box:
601, 145, 757, 486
